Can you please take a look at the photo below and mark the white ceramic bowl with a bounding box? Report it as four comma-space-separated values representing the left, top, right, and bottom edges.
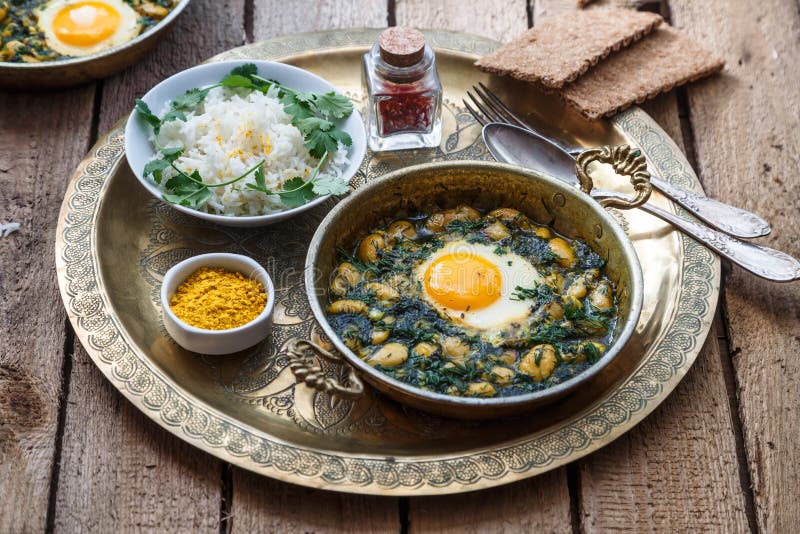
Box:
161, 253, 275, 354
125, 60, 366, 227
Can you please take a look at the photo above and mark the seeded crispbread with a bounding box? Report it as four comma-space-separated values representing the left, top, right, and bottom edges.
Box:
475, 8, 663, 89
559, 26, 725, 119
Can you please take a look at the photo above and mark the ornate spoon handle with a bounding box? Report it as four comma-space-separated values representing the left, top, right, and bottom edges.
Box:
595, 190, 800, 282
649, 175, 772, 238
566, 144, 771, 238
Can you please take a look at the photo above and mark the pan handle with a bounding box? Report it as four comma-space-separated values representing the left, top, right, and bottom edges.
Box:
285, 339, 365, 400
575, 145, 652, 210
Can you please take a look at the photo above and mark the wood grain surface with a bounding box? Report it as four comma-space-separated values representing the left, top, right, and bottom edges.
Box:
51, 0, 245, 531
573, 89, 750, 534
669, 1, 800, 531
0, 0, 797, 530
0, 87, 95, 532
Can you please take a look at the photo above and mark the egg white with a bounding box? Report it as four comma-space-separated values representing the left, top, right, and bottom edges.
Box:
37, 0, 141, 57
414, 240, 543, 331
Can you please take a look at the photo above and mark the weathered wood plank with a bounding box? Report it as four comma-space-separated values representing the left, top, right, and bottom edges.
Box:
0, 86, 95, 532
53, 361, 223, 531
230, 470, 399, 533
52, 0, 246, 530
529, 1, 752, 530
229, 2, 399, 531
669, 0, 800, 531
407, 471, 571, 534
578, 326, 750, 532
393, 1, 572, 530
576, 92, 751, 534
252, 0, 387, 41
396, 0, 528, 42
534, 0, 652, 23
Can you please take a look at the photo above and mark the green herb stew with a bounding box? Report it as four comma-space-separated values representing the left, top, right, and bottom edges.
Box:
325, 206, 618, 398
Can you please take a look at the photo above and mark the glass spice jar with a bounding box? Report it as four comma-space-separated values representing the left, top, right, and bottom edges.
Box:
362, 27, 443, 152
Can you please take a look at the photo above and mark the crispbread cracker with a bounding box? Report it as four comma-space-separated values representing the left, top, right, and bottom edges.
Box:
475, 8, 662, 89
560, 26, 725, 119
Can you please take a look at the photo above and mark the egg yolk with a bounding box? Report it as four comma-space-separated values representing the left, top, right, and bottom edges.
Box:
52, 2, 120, 47
424, 252, 502, 311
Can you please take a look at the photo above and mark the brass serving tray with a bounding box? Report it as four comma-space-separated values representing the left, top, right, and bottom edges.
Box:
55, 29, 720, 495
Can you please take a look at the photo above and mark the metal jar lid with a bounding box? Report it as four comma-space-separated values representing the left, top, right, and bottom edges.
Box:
378, 27, 426, 67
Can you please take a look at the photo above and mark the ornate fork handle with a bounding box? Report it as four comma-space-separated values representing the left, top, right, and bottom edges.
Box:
464, 82, 772, 239
595, 190, 800, 282
649, 176, 771, 238
570, 145, 772, 238
286, 339, 365, 400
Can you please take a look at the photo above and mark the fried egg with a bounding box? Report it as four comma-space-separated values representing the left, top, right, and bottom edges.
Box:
414, 240, 543, 331
37, 0, 141, 57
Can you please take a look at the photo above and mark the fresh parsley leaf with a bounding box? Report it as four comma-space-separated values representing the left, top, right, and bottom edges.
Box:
220, 74, 255, 89
279, 92, 315, 121
277, 177, 316, 208
511, 284, 555, 303
135, 99, 162, 132
304, 128, 343, 158
163, 187, 212, 209
251, 74, 276, 89
165, 170, 202, 194
230, 63, 258, 80
171, 87, 210, 110
160, 146, 184, 162
161, 110, 187, 125
161, 168, 211, 208
296, 116, 333, 135
311, 92, 354, 119
253, 165, 266, 190
311, 175, 349, 196
328, 128, 352, 146
143, 159, 170, 184
294, 91, 315, 103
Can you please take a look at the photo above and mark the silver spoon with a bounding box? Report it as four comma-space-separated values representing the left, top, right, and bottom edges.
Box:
465, 84, 771, 238
482, 122, 800, 282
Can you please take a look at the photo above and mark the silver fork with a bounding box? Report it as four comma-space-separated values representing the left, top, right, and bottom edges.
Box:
465, 82, 772, 239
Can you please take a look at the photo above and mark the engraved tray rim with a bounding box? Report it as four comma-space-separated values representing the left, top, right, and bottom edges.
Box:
55, 29, 721, 495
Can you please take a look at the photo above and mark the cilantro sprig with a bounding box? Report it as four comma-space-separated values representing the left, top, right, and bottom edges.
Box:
134, 63, 354, 210
220, 63, 354, 158
140, 142, 266, 209
246, 151, 349, 208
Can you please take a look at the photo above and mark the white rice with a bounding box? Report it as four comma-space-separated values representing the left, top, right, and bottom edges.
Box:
152, 86, 349, 216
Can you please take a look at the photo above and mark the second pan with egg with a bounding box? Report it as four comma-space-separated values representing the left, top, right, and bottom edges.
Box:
297, 159, 651, 419
0, 0, 191, 88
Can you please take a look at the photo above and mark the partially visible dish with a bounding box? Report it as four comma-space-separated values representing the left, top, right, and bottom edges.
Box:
1, 0, 179, 62
125, 60, 367, 227
325, 205, 617, 399
0, 0, 189, 88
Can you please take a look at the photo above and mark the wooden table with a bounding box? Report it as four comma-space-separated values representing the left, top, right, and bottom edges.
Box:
1, 0, 798, 531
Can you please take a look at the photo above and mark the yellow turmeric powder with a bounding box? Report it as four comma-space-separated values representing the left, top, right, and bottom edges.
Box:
170, 267, 267, 330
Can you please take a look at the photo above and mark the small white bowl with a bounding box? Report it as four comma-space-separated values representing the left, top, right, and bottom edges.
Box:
125, 60, 366, 228
161, 253, 275, 355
